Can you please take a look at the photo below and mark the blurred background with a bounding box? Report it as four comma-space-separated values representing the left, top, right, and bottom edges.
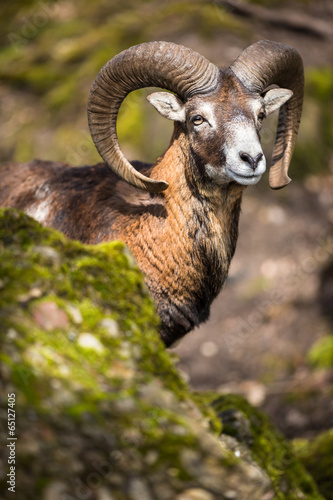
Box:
1, 0, 332, 439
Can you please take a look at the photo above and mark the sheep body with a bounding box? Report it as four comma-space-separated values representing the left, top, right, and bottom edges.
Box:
0, 134, 242, 346
0, 41, 304, 346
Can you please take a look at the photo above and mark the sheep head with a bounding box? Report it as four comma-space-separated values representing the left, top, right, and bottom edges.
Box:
147, 75, 293, 189
88, 40, 304, 192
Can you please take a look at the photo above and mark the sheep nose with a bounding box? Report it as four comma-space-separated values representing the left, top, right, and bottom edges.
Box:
239, 152, 263, 171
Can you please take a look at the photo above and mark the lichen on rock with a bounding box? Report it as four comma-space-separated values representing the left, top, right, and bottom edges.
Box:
0, 208, 326, 499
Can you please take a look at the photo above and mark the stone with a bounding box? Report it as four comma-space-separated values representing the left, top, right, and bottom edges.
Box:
0, 209, 325, 500
77, 332, 105, 353
32, 301, 69, 331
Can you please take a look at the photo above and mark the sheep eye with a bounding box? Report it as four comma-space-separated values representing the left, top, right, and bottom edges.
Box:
191, 115, 204, 126
258, 112, 266, 123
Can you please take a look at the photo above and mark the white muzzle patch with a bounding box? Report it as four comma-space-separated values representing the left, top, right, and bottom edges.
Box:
225, 121, 266, 186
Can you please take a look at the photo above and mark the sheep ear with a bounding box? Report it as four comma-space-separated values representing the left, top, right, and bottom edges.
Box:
147, 92, 186, 122
263, 88, 293, 116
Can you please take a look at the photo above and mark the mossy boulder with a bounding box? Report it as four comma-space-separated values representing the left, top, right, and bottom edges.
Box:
0, 208, 325, 499
209, 394, 325, 500
293, 429, 333, 500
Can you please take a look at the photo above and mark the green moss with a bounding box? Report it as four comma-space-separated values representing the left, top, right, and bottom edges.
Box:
0, 208, 161, 396
206, 393, 324, 499
307, 335, 333, 369
293, 430, 333, 500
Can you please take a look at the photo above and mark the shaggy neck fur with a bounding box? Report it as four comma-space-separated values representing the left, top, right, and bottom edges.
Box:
120, 125, 244, 346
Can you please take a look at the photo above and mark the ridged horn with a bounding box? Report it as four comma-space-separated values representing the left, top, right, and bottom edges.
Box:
87, 41, 220, 192
230, 40, 304, 189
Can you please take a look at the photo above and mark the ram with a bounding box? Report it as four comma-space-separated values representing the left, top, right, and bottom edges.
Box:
0, 40, 304, 346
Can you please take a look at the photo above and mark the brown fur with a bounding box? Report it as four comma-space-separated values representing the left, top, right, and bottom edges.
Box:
0, 71, 255, 346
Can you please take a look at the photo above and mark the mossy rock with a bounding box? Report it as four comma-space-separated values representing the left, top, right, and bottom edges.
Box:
0, 208, 269, 499
0, 208, 325, 499
293, 429, 333, 500
207, 394, 325, 500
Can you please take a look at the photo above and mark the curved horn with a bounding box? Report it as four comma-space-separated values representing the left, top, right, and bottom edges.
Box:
230, 40, 304, 189
87, 41, 219, 192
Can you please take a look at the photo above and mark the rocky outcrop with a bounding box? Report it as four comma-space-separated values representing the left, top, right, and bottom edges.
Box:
0, 209, 324, 499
